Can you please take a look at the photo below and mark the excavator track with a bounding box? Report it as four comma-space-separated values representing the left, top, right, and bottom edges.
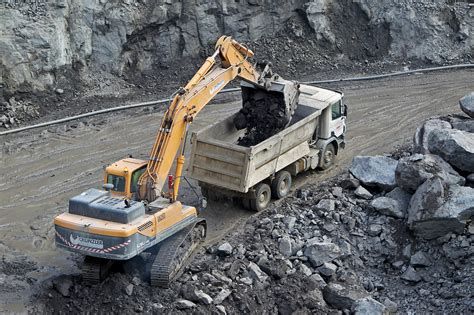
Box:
82, 256, 114, 285
150, 220, 206, 288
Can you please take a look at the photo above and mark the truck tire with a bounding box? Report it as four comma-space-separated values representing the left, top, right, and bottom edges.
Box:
241, 198, 251, 210
320, 143, 336, 170
271, 171, 292, 199
250, 183, 271, 212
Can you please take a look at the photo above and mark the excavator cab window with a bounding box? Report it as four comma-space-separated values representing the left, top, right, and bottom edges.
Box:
107, 174, 126, 192
131, 166, 146, 193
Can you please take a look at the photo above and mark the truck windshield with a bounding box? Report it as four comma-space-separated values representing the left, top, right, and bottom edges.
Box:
107, 174, 126, 192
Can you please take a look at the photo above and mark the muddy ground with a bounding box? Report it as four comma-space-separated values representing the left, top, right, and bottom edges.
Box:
0, 69, 472, 312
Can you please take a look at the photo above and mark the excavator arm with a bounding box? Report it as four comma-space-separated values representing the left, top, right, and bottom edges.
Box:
138, 36, 266, 202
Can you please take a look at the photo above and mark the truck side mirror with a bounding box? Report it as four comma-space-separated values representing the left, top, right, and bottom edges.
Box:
103, 183, 114, 191
343, 104, 348, 118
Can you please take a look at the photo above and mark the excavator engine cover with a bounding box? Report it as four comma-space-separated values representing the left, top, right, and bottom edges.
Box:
235, 79, 300, 146
69, 188, 145, 224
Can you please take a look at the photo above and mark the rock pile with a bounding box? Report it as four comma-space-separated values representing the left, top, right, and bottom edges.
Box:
36, 93, 473, 314
0, 97, 40, 128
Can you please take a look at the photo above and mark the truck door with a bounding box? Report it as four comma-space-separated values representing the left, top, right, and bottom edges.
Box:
329, 101, 346, 138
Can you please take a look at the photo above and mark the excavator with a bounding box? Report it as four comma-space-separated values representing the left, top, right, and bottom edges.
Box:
53, 36, 299, 287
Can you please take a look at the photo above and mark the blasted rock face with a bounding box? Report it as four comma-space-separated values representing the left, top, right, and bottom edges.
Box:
408, 177, 474, 239
413, 119, 452, 154
350, 156, 398, 190
459, 92, 474, 118
395, 154, 465, 193
428, 129, 474, 173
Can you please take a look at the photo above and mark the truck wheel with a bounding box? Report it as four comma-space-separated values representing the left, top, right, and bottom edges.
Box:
320, 143, 336, 170
250, 183, 271, 212
271, 171, 292, 199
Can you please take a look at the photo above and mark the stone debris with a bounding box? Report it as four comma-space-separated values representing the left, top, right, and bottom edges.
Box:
124, 284, 134, 296
350, 156, 398, 190
279, 236, 293, 257
450, 116, 474, 133
410, 251, 431, 267
340, 178, 360, 190
0, 97, 40, 128
408, 177, 474, 239
400, 266, 422, 283
354, 186, 373, 200
176, 299, 196, 309
323, 282, 368, 310
247, 261, 269, 283
304, 242, 342, 267
382, 297, 398, 314
216, 242, 233, 256
459, 92, 474, 118
352, 297, 387, 315
317, 262, 337, 277
315, 199, 335, 211
413, 119, 452, 154
385, 187, 411, 214
370, 197, 405, 218
395, 154, 465, 192
428, 129, 474, 173
53, 276, 73, 297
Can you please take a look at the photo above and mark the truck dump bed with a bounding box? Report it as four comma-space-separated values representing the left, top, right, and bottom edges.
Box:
188, 85, 341, 193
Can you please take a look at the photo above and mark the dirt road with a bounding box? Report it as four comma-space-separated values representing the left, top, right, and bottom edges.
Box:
0, 69, 472, 311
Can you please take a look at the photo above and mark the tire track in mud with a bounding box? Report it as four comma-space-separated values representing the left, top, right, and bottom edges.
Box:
0, 69, 472, 311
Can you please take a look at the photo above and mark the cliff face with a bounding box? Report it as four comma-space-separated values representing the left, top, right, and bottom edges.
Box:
0, 0, 472, 93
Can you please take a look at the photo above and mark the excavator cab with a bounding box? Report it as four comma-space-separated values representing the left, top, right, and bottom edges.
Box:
104, 158, 147, 199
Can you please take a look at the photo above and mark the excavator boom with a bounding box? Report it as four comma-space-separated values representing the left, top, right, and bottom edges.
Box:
138, 36, 290, 202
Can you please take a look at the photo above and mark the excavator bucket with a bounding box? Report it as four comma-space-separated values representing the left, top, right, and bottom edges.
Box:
234, 79, 300, 146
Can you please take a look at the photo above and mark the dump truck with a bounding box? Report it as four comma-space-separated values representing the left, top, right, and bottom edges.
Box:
189, 84, 347, 211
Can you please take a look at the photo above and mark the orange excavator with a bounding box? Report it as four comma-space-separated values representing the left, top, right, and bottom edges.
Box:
53, 36, 299, 286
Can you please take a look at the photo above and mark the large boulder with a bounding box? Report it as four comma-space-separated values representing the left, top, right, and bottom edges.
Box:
450, 116, 474, 133
428, 129, 474, 172
413, 119, 452, 154
395, 154, 465, 192
385, 187, 411, 214
370, 197, 405, 218
350, 156, 398, 190
408, 177, 474, 239
352, 297, 387, 315
408, 177, 446, 226
304, 242, 342, 267
459, 92, 474, 118
323, 282, 368, 310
